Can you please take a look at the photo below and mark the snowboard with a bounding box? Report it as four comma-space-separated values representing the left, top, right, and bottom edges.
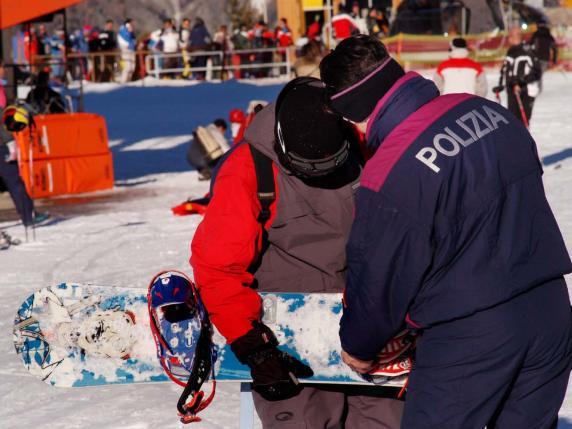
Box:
13, 283, 407, 388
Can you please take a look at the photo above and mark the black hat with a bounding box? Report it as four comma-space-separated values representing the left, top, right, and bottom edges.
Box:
450, 37, 467, 49
275, 77, 351, 177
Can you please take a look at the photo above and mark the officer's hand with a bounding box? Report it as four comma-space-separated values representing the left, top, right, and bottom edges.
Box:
342, 350, 375, 374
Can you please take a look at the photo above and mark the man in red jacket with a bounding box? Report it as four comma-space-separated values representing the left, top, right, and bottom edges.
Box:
191, 78, 404, 427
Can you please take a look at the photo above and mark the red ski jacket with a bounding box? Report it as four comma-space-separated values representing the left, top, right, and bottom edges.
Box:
190, 144, 278, 343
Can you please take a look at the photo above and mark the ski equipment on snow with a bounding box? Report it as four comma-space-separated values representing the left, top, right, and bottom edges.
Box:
148, 270, 216, 424
493, 87, 502, 104
513, 87, 530, 128
171, 196, 210, 216
0, 230, 21, 249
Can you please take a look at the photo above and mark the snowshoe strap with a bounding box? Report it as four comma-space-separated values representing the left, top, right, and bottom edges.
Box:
249, 144, 275, 225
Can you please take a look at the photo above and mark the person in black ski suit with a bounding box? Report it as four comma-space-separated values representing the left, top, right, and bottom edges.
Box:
531, 22, 558, 73
25, 71, 67, 114
493, 27, 541, 126
96, 19, 118, 82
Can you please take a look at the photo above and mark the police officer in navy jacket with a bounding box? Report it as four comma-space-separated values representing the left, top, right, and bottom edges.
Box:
321, 35, 572, 428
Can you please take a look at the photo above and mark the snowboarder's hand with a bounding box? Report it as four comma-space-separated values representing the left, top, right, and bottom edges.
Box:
342, 350, 375, 374
231, 322, 314, 401
492, 85, 504, 94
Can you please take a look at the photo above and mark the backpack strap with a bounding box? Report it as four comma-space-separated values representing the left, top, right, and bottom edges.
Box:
248, 144, 275, 225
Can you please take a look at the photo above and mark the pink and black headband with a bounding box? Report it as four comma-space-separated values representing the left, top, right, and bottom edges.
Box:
327, 57, 405, 123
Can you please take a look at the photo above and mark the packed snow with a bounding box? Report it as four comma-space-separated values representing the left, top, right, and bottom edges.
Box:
0, 71, 571, 428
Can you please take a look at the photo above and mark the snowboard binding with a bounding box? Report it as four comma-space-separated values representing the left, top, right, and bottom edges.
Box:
148, 270, 216, 424
361, 330, 418, 391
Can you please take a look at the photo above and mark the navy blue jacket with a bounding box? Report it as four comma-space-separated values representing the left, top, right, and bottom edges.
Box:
340, 72, 572, 360
190, 24, 212, 49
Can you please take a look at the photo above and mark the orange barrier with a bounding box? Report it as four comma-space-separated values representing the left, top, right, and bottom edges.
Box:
15, 113, 114, 198
19, 153, 114, 199
15, 113, 109, 162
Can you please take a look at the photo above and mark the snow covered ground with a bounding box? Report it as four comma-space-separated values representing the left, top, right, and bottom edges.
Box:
0, 72, 571, 428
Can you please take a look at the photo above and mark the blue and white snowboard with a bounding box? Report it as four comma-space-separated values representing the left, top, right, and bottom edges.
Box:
13, 283, 406, 388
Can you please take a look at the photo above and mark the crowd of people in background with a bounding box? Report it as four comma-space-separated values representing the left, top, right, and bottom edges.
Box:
8, 0, 561, 113
16, 14, 297, 83
11, 2, 400, 84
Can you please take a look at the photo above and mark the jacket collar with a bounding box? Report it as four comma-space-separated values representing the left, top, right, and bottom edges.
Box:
366, 72, 440, 150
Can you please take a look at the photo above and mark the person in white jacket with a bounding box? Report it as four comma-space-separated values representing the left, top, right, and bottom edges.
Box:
434, 38, 487, 97
159, 19, 180, 78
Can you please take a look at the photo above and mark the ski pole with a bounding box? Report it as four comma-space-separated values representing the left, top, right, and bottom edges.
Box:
28, 125, 36, 241
494, 90, 501, 104
513, 87, 529, 129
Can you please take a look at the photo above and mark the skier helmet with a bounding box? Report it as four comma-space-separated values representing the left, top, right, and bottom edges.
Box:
274, 77, 351, 178
148, 270, 216, 424
2, 104, 32, 132
229, 108, 246, 123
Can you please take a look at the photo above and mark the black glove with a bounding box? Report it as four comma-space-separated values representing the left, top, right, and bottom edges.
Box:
492, 85, 504, 94
231, 322, 314, 401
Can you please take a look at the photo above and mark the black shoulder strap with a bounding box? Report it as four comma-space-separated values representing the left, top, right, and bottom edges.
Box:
248, 144, 275, 225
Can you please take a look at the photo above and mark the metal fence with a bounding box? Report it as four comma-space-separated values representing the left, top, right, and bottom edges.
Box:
26, 47, 294, 84
145, 47, 292, 80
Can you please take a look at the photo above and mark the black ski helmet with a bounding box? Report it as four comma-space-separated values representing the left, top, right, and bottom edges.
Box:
274, 77, 351, 178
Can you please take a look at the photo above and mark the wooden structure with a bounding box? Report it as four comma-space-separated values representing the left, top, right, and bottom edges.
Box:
277, 0, 342, 41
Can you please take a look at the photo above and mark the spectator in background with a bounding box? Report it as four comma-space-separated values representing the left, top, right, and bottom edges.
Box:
433, 37, 487, 97
36, 24, 51, 57
49, 30, 66, 80
213, 25, 234, 80
331, 7, 360, 44
179, 18, 192, 78
118, 19, 137, 83
23, 28, 39, 70
186, 118, 229, 180
148, 26, 164, 78
86, 25, 99, 53
97, 19, 117, 82
349, 2, 369, 35
85, 25, 100, 80
306, 14, 322, 42
293, 40, 322, 78
190, 17, 212, 80
25, 70, 67, 114
70, 28, 89, 81
494, 27, 541, 126
531, 22, 558, 73
232, 25, 251, 79
275, 18, 293, 76
159, 19, 181, 78
232, 25, 250, 49
249, 21, 275, 77
275, 18, 293, 48
367, 8, 390, 38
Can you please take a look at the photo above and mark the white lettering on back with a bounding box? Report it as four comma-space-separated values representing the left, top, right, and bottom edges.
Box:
414, 105, 510, 173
